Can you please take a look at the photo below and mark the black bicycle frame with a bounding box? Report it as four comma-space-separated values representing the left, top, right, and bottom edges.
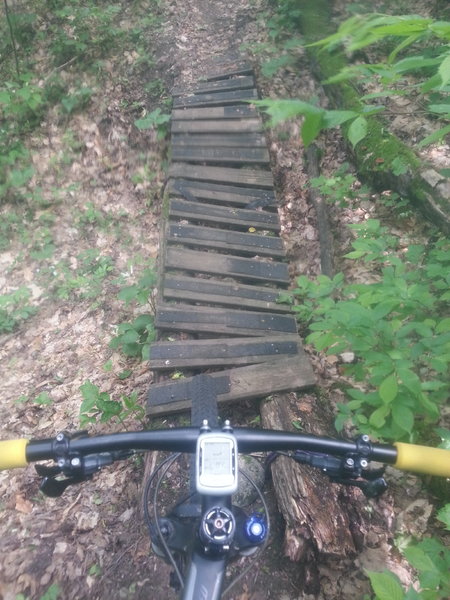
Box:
182, 552, 226, 600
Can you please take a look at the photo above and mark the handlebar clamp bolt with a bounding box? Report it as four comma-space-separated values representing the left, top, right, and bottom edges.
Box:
71, 458, 81, 468
360, 459, 368, 468
57, 458, 65, 469
346, 458, 354, 467
56, 433, 64, 442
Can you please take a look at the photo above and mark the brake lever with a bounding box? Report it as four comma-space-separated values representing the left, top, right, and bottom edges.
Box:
35, 430, 134, 497
39, 474, 86, 497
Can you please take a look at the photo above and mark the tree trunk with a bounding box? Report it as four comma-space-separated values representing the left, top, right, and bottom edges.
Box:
260, 394, 364, 592
296, 0, 450, 234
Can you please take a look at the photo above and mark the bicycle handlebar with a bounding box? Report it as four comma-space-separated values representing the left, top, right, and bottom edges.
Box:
1, 428, 449, 477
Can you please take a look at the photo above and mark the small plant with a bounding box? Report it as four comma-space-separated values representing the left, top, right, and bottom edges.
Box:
46, 250, 114, 303
33, 392, 52, 406
310, 167, 370, 208
110, 265, 157, 360
79, 380, 145, 427
0, 287, 37, 333
134, 108, 171, 140
109, 314, 156, 360
367, 503, 450, 600
117, 267, 157, 307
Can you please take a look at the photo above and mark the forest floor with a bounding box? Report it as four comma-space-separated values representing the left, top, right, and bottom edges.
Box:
0, 0, 447, 599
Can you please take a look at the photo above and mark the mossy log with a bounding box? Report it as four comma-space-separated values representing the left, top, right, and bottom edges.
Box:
261, 394, 364, 590
296, 0, 450, 234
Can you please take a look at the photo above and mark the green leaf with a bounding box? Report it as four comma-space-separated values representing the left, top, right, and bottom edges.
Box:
365, 570, 405, 600
436, 504, 450, 530
253, 99, 323, 127
436, 317, 450, 333
418, 124, 450, 147
118, 370, 132, 380
118, 285, 138, 304
347, 116, 367, 148
379, 374, 398, 404
428, 103, 450, 115
438, 54, 450, 86
301, 111, 324, 147
403, 546, 437, 573
369, 405, 390, 429
33, 392, 52, 406
322, 110, 358, 128
119, 329, 140, 344
392, 403, 414, 433
80, 380, 100, 407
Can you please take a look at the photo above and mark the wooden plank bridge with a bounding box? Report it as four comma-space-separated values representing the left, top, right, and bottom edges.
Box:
147, 58, 315, 417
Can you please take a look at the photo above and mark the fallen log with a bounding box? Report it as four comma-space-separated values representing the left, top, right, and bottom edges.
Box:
296, 0, 450, 234
261, 393, 364, 592
305, 143, 334, 277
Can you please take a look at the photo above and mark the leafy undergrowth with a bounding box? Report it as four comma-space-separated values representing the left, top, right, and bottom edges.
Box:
288, 220, 450, 443
0, 0, 170, 598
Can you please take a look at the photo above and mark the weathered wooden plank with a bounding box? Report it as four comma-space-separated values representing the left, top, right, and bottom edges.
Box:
169, 198, 279, 230
169, 179, 277, 209
169, 164, 273, 189
172, 133, 266, 148
165, 247, 290, 285
167, 223, 285, 257
171, 146, 270, 165
155, 303, 297, 336
203, 61, 253, 81
171, 119, 262, 134
149, 335, 301, 369
173, 88, 258, 109
172, 75, 255, 97
163, 275, 292, 313
172, 105, 258, 121
147, 357, 316, 415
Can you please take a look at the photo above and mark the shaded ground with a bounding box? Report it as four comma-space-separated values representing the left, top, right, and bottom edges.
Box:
0, 0, 447, 599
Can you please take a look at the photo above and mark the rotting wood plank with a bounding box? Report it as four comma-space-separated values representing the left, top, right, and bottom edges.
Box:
155, 303, 298, 336
172, 133, 266, 148
169, 164, 273, 189
172, 105, 258, 121
147, 356, 316, 415
203, 61, 253, 81
165, 247, 289, 285
149, 335, 301, 369
163, 274, 292, 313
169, 179, 277, 210
172, 75, 255, 97
171, 119, 262, 134
167, 223, 285, 258
171, 146, 270, 165
169, 198, 280, 230
173, 88, 258, 109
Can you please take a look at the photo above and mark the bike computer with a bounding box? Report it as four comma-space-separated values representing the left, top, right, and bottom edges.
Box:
196, 431, 238, 495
